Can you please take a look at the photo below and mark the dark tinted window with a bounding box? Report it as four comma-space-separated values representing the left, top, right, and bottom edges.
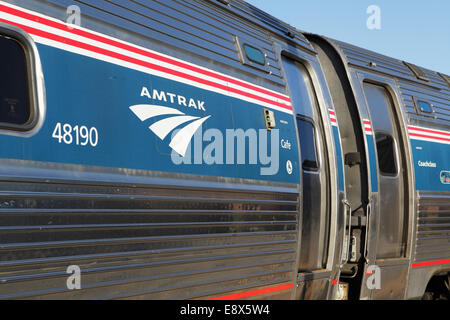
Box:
296, 117, 318, 171
0, 34, 31, 126
416, 100, 433, 113
375, 133, 397, 175
243, 44, 265, 65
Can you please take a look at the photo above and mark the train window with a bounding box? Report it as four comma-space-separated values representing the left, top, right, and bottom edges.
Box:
0, 35, 31, 126
375, 132, 397, 175
415, 99, 433, 114
0, 25, 43, 133
296, 117, 319, 171
243, 44, 265, 66
234, 36, 268, 73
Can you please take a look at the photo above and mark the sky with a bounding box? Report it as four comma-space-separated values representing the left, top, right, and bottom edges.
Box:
245, 0, 450, 75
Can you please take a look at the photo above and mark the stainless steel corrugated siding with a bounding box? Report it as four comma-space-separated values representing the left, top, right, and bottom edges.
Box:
398, 78, 450, 128
331, 39, 450, 128
414, 192, 450, 265
0, 179, 299, 299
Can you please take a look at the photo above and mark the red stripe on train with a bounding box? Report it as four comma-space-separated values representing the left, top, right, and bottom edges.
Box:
412, 259, 450, 268
409, 132, 450, 142
408, 126, 450, 137
0, 17, 292, 111
0, 3, 291, 105
207, 283, 293, 300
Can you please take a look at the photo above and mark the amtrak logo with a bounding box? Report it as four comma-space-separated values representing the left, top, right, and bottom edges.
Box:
441, 170, 450, 184
129, 104, 210, 157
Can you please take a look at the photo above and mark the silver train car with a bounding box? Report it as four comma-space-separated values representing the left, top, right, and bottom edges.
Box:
0, 0, 449, 300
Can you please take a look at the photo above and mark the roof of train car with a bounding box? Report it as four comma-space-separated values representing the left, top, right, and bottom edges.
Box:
325, 37, 450, 92
224, 1, 450, 104
210, 0, 315, 52
221, 0, 449, 89
15, 0, 316, 93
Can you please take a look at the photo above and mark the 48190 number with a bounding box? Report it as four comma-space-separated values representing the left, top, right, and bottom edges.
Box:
52, 122, 98, 147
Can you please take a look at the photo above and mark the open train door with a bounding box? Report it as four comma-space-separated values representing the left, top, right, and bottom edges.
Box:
281, 54, 337, 299
357, 77, 412, 299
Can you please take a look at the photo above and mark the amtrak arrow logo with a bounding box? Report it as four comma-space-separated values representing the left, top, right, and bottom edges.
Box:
129, 104, 211, 157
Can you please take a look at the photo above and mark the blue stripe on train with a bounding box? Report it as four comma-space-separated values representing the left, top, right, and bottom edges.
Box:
411, 139, 450, 192
0, 43, 301, 184
332, 126, 345, 191
366, 135, 379, 193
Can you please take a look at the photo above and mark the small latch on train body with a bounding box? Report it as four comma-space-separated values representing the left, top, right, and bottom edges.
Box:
345, 152, 361, 167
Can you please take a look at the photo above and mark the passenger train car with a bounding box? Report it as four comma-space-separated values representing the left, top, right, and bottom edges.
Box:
0, 0, 449, 300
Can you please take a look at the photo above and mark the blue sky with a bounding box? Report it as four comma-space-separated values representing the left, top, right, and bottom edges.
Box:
245, 0, 450, 75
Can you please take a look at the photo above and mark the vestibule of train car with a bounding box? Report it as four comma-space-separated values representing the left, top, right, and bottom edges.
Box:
306, 34, 371, 299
